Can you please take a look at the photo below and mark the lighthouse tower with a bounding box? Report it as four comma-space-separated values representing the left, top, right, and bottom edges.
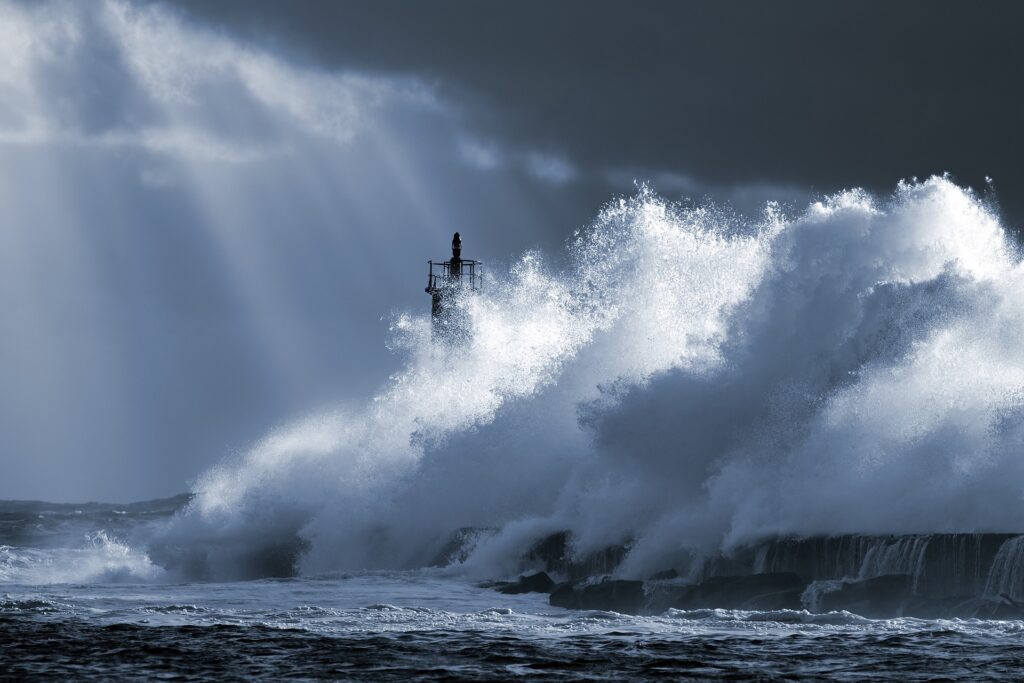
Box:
425, 232, 482, 339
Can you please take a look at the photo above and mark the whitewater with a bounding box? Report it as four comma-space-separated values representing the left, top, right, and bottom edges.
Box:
6, 177, 1024, 679
157, 175, 1024, 581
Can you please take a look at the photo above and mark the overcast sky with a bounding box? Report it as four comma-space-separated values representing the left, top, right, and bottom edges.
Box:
2, 0, 1022, 501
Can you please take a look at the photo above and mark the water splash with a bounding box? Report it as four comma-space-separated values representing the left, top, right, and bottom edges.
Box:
152, 176, 1024, 581
985, 536, 1024, 600
0, 531, 161, 584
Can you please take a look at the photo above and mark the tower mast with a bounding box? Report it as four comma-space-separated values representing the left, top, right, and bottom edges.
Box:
425, 232, 482, 339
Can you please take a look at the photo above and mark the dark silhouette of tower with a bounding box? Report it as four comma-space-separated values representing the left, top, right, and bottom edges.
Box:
426, 232, 482, 339
450, 232, 462, 279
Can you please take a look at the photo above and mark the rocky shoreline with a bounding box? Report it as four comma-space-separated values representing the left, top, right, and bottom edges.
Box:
475, 531, 1024, 619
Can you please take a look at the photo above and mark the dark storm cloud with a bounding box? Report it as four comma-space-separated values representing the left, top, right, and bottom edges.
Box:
166, 0, 1024, 226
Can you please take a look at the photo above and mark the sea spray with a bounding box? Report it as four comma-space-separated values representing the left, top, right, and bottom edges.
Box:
0, 531, 162, 584
985, 536, 1024, 600
150, 177, 1024, 582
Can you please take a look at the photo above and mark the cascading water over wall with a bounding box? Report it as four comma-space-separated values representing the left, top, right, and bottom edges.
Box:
752, 534, 1023, 599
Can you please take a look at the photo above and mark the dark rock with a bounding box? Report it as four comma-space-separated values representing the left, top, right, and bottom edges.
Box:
550, 579, 646, 614
431, 527, 496, 567
900, 594, 971, 619
643, 582, 693, 614
988, 597, 1024, 620
817, 574, 912, 618
497, 572, 555, 594
477, 580, 508, 590
650, 568, 679, 581
526, 532, 571, 574
524, 531, 630, 579
549, 582, 580, 609
742, 589, 804, 611
674, 572, 807, 610
696, 552, 759, 579
534, 533, 1024, 619
807, 580, 1024, 620
912, 595, 1024, 620
570, 544, 630, 580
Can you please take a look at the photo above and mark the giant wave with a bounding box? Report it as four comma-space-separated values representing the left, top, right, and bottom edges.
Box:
149, 176, 1024, 589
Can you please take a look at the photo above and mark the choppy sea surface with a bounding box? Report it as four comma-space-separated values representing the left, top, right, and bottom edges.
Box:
8, 574, 1024, 681
2, 499, 1024, 680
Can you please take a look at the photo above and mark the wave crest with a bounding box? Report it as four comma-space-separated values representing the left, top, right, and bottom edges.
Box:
152, 176, 1024, 581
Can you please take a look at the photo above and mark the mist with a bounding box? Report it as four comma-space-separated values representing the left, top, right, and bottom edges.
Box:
145, 176, 1024, 582
0, 0, 606, 501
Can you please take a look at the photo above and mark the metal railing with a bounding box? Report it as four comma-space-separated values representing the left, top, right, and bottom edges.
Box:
427, 259, 483, 291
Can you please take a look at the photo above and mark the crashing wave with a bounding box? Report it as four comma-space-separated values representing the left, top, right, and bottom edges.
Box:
149, 177, 1024, 584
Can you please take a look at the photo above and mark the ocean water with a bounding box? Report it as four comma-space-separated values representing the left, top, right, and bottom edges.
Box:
7, 179, 1024, 677
4, 501, 1024, 680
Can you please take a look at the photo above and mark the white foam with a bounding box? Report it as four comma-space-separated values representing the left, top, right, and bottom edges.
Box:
1, 531, 162, 585
155, 177, 1024, 580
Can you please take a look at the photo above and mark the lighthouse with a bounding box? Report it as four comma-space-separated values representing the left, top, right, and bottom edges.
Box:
425, 232, 482, 339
